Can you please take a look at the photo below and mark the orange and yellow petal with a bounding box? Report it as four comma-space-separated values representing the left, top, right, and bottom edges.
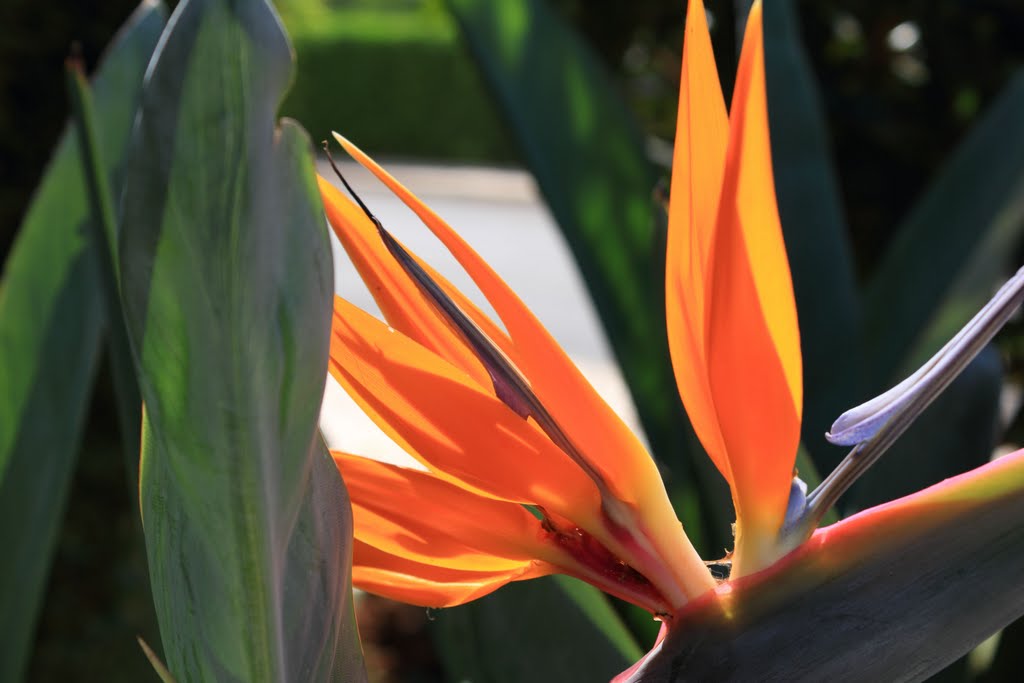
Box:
319, 176, 494, 389
666, 0, 802, 574
335, 451, 550, 571
666, 0, 730, 478
332, 134, 714, 605
708, 0, 802, 572
353, 540, 555, 607
333, 134, 666, 511
337, 453, 681, 614
329, 296, 602, 526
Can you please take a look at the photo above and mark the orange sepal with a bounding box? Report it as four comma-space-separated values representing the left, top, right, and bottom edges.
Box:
319, 176, 497, 389
665, 0, 731, 481
332, 134, 667, 509
707, 1, 802, 572
332, 134, 715, 606
335, 451, 551, 572
353, 540, 554, 607
328, 295, 602, 527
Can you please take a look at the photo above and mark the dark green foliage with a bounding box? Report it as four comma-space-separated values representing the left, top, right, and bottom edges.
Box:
433, 576, 641, 683
0, 5, 165, 680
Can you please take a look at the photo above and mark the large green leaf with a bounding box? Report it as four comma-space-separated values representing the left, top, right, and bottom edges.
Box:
626, 453, 1024, 681
864, 70, 1024, 385
434, 576, 643, 682
762, 0, 862, 468
118, 0, 364, 679
0, 4, 165, 681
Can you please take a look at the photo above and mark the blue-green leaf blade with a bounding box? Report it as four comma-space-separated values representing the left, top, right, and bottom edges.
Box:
0, 4, 165, 680
118, 0, 364, 679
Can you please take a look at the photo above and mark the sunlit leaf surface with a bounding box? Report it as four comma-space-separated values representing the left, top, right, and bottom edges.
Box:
118, 0, 364, 679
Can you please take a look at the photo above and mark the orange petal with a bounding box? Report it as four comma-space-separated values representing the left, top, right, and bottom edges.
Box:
335, 451, 550, 571
332, 134, 667, 513
665, 0, 731, 479
332, 134, 715, 605
337, 453, 686, 614
353, 540, 553, 607
328, 296, 602, 526
319, 176, 497, 389
707, 0, 802, 572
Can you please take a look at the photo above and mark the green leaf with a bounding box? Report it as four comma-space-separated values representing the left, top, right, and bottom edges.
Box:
434, 576, 643, 682
627, 455, 1024, 681
0, 4, 165, 681
762, 0, 862, 468
118, 0, 364, 680
66, 57, 144, 486
864, 70, 1024, 385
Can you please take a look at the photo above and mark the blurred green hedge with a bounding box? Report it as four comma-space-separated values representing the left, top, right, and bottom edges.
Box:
278, 0, 517, 161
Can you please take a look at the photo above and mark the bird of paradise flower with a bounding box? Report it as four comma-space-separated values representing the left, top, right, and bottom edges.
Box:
317, 0, 1024, 678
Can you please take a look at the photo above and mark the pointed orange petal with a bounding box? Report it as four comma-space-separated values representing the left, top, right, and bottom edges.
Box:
353, 540, 554, 607
329, 296, 602, 526
333, 134, 715, 606
335, 452, 550, 572
708, 0, 802, 571
333, 134, 664, 512
665, 0, 732, 482
338, 453, 686, 614
319, 176, 498, 389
